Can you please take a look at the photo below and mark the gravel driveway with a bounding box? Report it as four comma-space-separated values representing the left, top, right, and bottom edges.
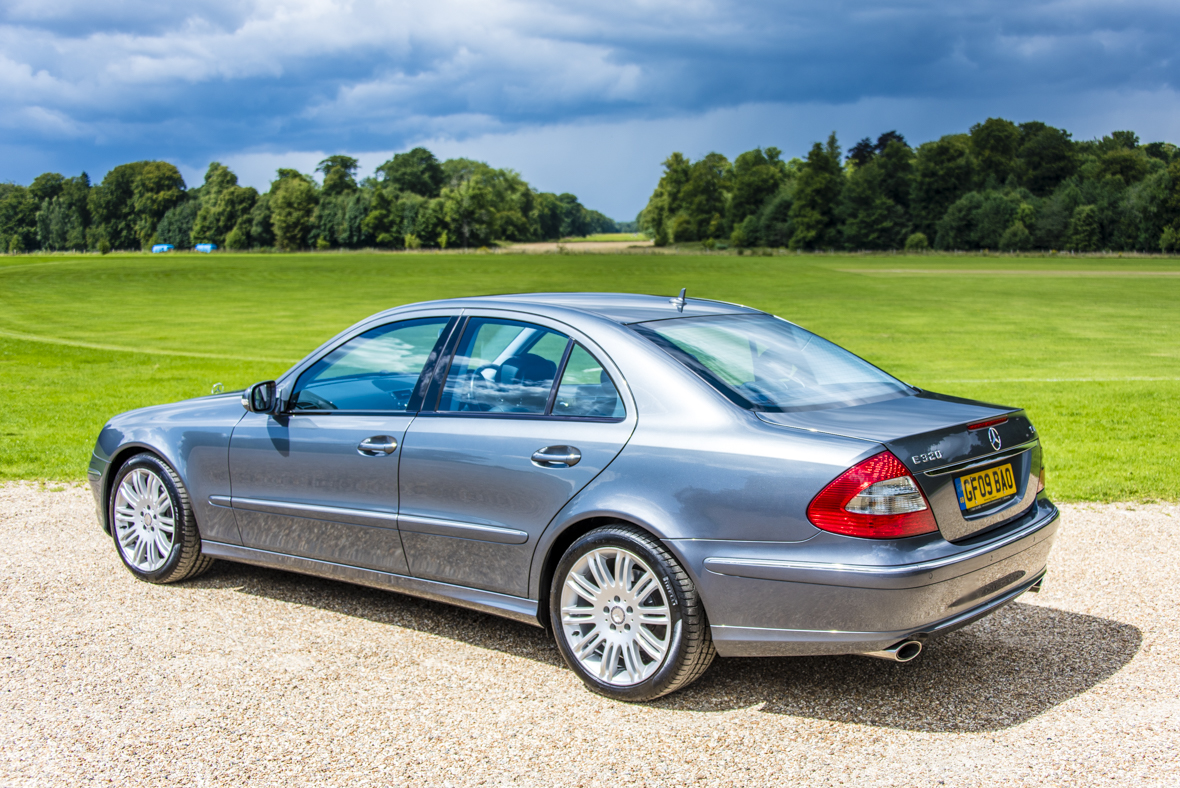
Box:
2, 483, 1177, 786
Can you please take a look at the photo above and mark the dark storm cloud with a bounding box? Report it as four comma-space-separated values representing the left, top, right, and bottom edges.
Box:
1, 0, 1177, 192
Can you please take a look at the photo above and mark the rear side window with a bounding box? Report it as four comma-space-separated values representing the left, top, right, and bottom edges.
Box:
553, 344, 625, 418
634, 314, 910, 412
290, 318, 450, 411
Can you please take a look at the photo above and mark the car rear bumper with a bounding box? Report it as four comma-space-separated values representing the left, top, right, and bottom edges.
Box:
669, 497, 1060, 658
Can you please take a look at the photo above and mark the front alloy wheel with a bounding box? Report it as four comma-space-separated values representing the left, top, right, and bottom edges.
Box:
109, 453, 214, 583
113, 467, 177, 572
551, 525, 715, 701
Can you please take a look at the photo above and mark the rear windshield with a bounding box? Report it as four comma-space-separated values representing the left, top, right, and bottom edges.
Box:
633, 314, 912, 412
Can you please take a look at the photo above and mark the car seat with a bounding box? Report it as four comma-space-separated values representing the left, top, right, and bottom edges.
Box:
495, 353, 558, 411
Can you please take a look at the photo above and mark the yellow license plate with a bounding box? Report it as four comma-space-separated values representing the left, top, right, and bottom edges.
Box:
955, 463, 1018, 511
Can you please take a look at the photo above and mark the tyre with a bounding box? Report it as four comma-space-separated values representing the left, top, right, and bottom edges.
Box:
550, 524, 716, 701
108, 452, 214, 583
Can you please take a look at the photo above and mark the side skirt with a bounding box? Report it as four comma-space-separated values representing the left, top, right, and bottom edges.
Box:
201, 541, 542, 627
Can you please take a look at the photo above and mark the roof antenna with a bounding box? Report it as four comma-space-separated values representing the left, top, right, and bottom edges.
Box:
670, 287, 687, 311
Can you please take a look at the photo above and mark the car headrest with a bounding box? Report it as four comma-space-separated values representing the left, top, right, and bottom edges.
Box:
500, 353, 557, 385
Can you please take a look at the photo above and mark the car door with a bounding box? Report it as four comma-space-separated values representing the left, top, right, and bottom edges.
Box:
228, 315, 456, 573
398, 314, 636, 597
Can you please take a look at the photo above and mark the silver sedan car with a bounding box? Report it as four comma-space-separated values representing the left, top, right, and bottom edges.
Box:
89, 292, 1059, 700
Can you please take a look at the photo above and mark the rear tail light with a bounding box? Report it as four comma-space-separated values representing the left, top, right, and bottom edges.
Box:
807, 452, 938, 539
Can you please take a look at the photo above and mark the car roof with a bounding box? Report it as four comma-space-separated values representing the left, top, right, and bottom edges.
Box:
402, 292, 765, 324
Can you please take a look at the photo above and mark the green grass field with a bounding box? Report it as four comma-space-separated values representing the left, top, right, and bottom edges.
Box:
2, 251, 1177, 501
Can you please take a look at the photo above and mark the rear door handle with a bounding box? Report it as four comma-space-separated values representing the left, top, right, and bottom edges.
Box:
531, 445, 581, 468
358, 436, 398, 455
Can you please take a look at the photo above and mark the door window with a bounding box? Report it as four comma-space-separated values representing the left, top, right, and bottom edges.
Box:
290, 317, 451, 411
552, 344, 625, 418
438, 319, 570, 413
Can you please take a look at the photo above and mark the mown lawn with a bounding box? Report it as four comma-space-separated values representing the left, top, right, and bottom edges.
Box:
1, 250, 1177, 501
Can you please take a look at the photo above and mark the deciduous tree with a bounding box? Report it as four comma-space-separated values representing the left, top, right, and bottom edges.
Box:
789, 133, 843, 250
910, 135, 974, 237
270, 171, 318, 250
377, 148, 445, 198
317, 155, 360, 196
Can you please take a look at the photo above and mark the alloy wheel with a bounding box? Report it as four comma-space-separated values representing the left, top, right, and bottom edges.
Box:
113, 468, 176, 573
559, 547, 673, 686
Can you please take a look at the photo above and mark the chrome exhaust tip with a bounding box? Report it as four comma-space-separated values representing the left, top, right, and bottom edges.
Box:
862, 639, 923, 662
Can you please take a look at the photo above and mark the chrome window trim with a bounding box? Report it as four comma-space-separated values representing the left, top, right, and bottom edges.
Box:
410, 411, 626, 424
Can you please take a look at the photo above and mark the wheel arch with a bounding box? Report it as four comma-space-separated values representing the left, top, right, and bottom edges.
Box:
533, 511, 698, 634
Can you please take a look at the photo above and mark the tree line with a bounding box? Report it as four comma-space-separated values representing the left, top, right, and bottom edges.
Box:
640, 119, 1180, 253
0, 149, 619, 253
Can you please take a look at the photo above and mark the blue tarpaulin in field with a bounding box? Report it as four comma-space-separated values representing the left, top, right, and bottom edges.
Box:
151, 244, 174, 253
195, 243, 217, 253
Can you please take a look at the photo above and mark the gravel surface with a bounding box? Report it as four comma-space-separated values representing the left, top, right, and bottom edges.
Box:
2, 482, 1177, 786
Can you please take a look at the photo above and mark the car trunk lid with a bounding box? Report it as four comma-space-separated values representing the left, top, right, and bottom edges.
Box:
758, 391, 1041, 541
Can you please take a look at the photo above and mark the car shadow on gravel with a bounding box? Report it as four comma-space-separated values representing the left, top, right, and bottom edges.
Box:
191, 563, 1140, 733
660, 602, 1143, 732
190, 561, 563, 665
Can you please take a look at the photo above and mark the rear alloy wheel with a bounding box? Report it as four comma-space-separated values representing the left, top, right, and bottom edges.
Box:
551, 525, 715, 701
109, 453, 214, 583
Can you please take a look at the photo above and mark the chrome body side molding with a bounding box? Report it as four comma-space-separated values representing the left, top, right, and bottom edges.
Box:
224, 496, 399, 528
396, 513, 529, 545
209, 496, 529, 545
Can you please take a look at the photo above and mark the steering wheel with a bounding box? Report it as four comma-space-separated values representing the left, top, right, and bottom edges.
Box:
462, 364, 501, 409
388, 389, 412, 409
754, 362, 806, 388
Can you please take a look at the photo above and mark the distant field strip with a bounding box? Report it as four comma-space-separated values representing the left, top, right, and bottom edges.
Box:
927, 377, 1180, 383
0, 328, 298, 364
839, 268, 1180, 276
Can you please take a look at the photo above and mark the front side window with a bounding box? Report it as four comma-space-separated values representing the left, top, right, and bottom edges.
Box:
438, 319, 570, 413
634, 314, 911, 412
290, 317, 450, 411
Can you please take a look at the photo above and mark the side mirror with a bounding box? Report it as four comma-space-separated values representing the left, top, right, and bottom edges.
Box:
242, 380, 278, 413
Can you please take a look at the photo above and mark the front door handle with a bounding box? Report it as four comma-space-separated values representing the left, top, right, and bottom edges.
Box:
531, 445, 581, 468
358, 436, 398, 456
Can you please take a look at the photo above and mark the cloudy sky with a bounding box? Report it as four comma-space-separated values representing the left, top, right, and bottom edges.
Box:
2, 0, 1178, 219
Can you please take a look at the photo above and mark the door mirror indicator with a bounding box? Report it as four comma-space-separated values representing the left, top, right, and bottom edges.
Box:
242, 381, 278, 413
